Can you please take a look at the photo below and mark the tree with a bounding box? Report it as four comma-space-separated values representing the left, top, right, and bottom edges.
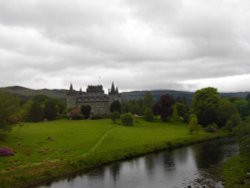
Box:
28, 101, 44, 122
121, 113, 134, 126
0, 92, 20, 131
232, 98, 248, 119
175, 102, 190, 123
81, 105, 91, 119
217, 99, 238, 127
228, 113, 241, 127
188, 115, 200, 134
153, 94, 174, 121
192, 87, 220, 127
143, 107, 154, 122
44, 99, 57, 120
144, 92, 154, 109
171, 105, 182, 122
111, 111, 120, 124
110, 100, 122, 113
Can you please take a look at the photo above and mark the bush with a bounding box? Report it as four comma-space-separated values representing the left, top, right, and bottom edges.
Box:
111, 111, 120, 124
225, 120, 233, 132
121, 113, 134, 126
0, 147, 14, 157
143, 108, 154, 122
204, 123, 218, 132
188, 115, 200, 134
68, 108, 84, 120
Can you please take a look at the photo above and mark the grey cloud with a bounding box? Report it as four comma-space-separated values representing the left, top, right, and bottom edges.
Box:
0, 0, 250, 91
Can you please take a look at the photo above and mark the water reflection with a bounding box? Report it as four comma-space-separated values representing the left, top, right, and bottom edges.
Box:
38, 138, 238, 188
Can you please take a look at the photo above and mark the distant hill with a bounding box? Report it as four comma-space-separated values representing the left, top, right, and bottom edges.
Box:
0, 86, 249, 102
121, 90, 250, 102
0, 86, 67, 100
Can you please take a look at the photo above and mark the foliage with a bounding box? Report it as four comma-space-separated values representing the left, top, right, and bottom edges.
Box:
28, 101, 44, 122
192, 87, 220, 127
217, 99, 238, 127
153, 94, 174, 121
232, 98, 248, 119
175, 101, 190, 123
204, 123, 218, 132
68, 107, 83, 120
143, 107, 154, 122
44, 99, 57, 120
111, 111, 120, 123
0, 92, 20, 132
188, 115, 200, 134
81, 105, 91, 119
234, 120, 250, 157
144, 92, 154, 109
228, 113, 241, 128
122, 92, 154, 116
225, 120, 233, 132
171, 105, 182, 122
0, 147, 14, 156
110, 100, 122, 113
121, 113, 134, 126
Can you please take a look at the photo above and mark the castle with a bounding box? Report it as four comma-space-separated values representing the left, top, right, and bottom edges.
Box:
66, 82, 121, 116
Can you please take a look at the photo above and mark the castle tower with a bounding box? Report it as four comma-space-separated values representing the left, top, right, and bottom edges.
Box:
109, 82, 121, 105
66, 83, 76, 111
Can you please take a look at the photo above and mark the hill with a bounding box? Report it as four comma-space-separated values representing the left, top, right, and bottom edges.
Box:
0, 86, 249, 102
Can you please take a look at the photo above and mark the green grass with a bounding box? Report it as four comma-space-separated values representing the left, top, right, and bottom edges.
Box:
223, 155, 250, 188
0, 118, 229, 188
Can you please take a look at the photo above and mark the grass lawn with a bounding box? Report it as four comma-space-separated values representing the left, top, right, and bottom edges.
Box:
0, 118, 229, 188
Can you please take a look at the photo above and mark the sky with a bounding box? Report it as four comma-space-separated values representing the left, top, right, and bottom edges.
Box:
0, 0, 250, 92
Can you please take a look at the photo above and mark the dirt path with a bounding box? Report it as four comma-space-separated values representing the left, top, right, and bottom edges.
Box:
83, 126, 118, 156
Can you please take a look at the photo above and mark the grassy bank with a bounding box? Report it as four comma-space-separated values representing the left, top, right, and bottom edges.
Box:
0, 119, 230, 188
223, 155, 250, 188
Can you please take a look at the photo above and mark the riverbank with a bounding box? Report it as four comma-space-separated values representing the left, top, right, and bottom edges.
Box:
0, 119, 231, 188
223, 155, 250, 188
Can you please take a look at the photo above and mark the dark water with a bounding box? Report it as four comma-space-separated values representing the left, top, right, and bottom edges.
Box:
39, 138, 239, 188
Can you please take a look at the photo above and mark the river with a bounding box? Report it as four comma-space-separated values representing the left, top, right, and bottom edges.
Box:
38, 138, 239, 188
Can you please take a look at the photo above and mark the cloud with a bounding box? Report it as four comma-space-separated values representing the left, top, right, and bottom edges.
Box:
0, 0, 250, 92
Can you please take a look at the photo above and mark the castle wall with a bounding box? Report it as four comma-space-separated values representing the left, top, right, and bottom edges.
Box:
76, 101, 110, 116
66, 96, 76, 111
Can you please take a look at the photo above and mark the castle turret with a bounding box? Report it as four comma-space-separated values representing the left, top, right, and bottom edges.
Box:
109, 82, 121, 105
66, 83, 76, 111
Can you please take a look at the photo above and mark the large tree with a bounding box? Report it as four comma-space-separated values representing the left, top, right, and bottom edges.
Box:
110, 100, 122, 113
0, 92, 20, 131
144, 92, 154, 109
44, 99, 57, 120
153, 94, 174, 121
28, 101, 44, 122
192, 87, 220, 127
217, 99, 238, 127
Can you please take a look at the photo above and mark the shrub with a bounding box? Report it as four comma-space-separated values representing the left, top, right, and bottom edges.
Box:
111, 111, 120, 124
188, 115, 200, 134
225, 120, 233, 132
68, 108, 84, 120
121, 113, 134, 126
204, 123, 218, 132
143, 108, 154, 122
0, 147, 14, 157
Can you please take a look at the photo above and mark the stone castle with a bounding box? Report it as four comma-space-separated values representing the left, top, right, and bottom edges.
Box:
66, 82, 121, 116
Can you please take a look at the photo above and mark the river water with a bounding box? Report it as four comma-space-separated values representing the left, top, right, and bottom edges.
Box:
39, 138, 239, 188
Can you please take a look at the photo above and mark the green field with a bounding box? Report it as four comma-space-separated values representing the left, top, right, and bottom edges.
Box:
0, 119, 229, 188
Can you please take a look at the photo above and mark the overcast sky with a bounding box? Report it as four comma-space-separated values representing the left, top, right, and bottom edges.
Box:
0, 0, 250, 92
